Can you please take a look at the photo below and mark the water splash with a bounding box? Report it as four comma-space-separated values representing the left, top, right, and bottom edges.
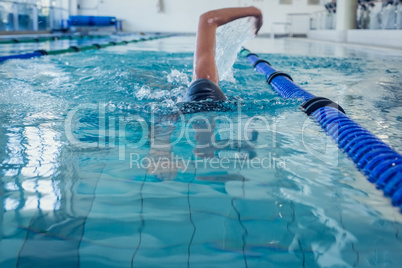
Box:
215, 17, 256, 82
135, 85, 151, 101
167, 69, 190, 86
134, 84, 187, 104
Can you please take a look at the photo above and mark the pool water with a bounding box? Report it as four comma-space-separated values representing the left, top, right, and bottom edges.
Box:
0, 36, 402, 267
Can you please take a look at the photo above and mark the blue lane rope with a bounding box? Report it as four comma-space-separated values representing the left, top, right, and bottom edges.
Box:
241, 48, 402, 209
246, 53, 315, 100
0, 52, 43, 61
0, 35, 170, 63
0, 34, 108, 44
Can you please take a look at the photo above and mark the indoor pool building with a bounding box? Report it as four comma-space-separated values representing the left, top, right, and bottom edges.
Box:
0, 0, 402, 267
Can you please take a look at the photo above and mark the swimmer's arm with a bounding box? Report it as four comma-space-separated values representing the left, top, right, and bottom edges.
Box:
193, 7, 263, 84
201, 7, 263, 34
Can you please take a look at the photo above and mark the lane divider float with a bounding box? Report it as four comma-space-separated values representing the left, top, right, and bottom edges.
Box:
240, 47, 402, 210
0, 35, 170, 63
0, 34, 108, 45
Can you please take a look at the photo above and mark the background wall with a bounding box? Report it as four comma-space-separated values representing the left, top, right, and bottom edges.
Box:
76, 0, 325, 34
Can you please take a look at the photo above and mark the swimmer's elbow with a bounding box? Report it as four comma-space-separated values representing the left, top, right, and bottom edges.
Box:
199, 11, 218, 26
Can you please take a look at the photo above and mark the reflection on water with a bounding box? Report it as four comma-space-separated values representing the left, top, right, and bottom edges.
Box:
0, 37, 402, 267
2, 120, 63, 212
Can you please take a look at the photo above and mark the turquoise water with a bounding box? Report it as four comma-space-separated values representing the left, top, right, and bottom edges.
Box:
0, 36, 402, 267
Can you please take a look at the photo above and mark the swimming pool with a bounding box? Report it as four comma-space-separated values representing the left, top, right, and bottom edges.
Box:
0, 35, 402, 267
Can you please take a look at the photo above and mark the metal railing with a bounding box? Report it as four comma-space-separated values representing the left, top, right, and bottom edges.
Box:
310, 0, 402, 30
310, 10, 337, 30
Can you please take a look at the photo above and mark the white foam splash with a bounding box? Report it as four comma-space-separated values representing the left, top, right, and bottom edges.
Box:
215, 17, 257, 82
135, 85, 151, 100
134, 85, 187, 103
167, 69, 190, 86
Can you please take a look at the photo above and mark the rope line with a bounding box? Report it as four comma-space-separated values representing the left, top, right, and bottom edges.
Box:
0, 35, 171, 63
240, 47, 402, 210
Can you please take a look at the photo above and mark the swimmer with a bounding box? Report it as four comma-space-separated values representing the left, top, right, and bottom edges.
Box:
185, 7, 263, 102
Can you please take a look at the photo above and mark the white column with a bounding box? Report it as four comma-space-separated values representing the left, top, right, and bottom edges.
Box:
336, 0, 358, 31
69, 0, 78, 16
32, 5, 38, 31
12, 2, 19, 31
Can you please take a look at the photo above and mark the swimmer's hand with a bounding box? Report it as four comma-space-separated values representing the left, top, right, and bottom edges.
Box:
200, 6, 263, 32
250, 7, 263, 35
